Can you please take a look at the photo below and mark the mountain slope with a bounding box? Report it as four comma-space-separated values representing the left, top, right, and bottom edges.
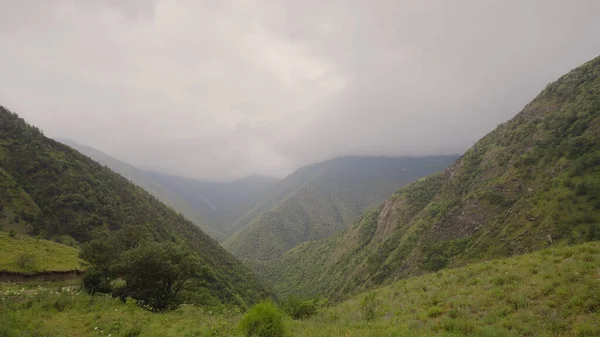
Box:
144, 172, 277, 238
260, 55, 600, 300
60, 140, 226, 241
61, 141, 277, 241
223, 156, 457, 260
0, 107, 270, 305
289, 242, 600, 337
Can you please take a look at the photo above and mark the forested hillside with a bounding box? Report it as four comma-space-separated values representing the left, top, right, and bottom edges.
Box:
223, 156, 457, 260
0, 108, 270, 305
60, 140, 225, 240
259, 55, 600, 300
62, 140, 277, 241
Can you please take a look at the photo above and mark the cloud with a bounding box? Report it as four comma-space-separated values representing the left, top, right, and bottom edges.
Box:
1, 0, 599, 180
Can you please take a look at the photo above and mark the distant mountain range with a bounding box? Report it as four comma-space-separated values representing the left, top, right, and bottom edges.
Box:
223, 156, 457, 260
63, 140, 456, 260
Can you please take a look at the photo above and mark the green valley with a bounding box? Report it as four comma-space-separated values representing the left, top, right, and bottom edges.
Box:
258, 55, 600, 301
0, 107, 270, 306
223, 156, 457, 260
0, 30, 599, 337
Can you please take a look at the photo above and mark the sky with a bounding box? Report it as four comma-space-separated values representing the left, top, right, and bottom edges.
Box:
1, 0, 599, 181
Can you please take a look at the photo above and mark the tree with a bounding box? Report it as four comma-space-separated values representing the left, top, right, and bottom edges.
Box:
80, 237, 119, 280
116, 241, 203, 311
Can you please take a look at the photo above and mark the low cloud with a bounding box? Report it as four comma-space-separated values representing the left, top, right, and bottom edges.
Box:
1, 0, 599, 180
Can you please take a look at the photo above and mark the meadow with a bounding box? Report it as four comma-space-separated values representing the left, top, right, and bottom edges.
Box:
1, 241, 598, 337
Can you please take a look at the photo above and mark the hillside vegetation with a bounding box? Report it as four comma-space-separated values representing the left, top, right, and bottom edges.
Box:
0, 232, 83, 274
224, 156, 456, 260
61, 140, 226, 241
0, 107, 270, 305
1, 242, 598, 336
259, 55, 600, 300
64, 140, 278, 241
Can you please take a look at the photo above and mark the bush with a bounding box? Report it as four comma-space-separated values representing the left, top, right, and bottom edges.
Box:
427, 306, 444, 318
360, 293, 381, 321
282, 296, 319, 320
82, 269, 111, 295
115, 242, 203, 311
238, 301, 285, 337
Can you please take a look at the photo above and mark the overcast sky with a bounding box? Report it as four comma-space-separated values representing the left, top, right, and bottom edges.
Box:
1, 0, 599, 180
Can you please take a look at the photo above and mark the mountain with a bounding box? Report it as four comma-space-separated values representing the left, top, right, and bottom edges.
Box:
223, 156, 457, 260
0, 107, 270, 305
61, 141, 277, 241
144, 172, 277, 238
257, 55, 600, 300
59, 140, 224, 240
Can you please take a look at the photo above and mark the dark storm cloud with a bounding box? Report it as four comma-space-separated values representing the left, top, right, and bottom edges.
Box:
1, 0, 599, 180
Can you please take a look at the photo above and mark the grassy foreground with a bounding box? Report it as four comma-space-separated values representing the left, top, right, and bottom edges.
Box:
1, 242, 599, 336
0, 232, 83, 274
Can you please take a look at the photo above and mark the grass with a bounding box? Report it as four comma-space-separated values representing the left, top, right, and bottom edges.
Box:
0, 231, 84, 274
1, 241, 599, 336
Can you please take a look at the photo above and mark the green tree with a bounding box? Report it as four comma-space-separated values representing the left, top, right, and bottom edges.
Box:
80, 237, 119, 280
116, 241, 203, 311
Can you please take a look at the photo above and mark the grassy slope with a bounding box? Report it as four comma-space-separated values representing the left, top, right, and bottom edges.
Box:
2, 242, 598, 336
0, 232, 83, 274
224, 156, 457, 260
259, 55, 600, 300
0, 108, 270, 305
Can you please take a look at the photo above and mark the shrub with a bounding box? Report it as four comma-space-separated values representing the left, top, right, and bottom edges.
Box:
82, 269, 111, 295
360, 293, 381, 321
427, 306, 444, 318
282, 296, 319, 320
238, 301, 285, 337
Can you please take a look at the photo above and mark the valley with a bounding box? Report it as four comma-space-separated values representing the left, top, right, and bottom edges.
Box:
0, 16, 599, 337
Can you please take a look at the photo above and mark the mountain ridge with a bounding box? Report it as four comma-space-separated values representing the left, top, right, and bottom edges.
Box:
255, 55, 600, 300
223, 155, 457, 260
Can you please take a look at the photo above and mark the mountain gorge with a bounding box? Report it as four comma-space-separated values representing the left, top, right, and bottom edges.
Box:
223, 156, 457, 260
61, 140, 276, 242
258, 55, 600, 300
0, 108, 270, 305
144, 172, 277, 238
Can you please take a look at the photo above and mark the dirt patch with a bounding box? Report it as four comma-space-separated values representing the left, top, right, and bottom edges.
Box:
0, 270, 82, 282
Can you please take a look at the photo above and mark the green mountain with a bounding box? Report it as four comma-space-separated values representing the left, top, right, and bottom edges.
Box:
223, 156, 457, 260
258, 55, 600, 300
59, 140, 225, 241
0, 107, 270, 305
60, 140, 277, 242
144, 172, 277, 238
